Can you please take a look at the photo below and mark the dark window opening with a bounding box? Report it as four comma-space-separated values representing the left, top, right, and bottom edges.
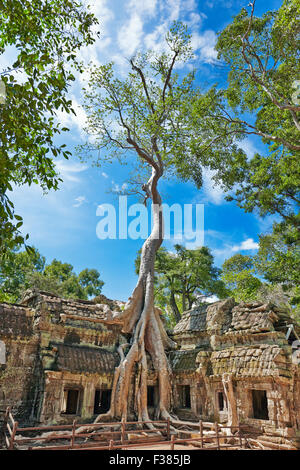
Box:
65, 389, 79, 414
178, 385, 191, 409
147, 386, 155, 407
251, 390, 269, 420
218, 392, 225, 411
94, 389, 112, 414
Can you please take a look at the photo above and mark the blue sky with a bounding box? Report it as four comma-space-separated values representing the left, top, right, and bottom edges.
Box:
7, 0, 282, 301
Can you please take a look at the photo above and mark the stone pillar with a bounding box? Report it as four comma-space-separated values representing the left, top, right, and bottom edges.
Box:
81, 381, 95, 419
222, 373, 239, 433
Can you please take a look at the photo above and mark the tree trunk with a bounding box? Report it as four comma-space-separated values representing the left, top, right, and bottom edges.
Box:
182, 292, 187, 313
94, 167, 176, 425
170, 290, 181, 324
222, 373, 239, 434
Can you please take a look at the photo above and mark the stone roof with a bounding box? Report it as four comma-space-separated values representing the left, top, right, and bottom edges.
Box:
50, 343, 119, 374
210, 345, 292, 378
229, 303, 278, 333
20, 289, 123, 325
173, 304, 208, 335
169, 349, 200, 371
0, 303, 33, 338
173, 300, 296, 337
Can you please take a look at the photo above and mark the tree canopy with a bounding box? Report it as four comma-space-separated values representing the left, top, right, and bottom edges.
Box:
0, 247, 104, 302
185, 0, 299, 229
0, 0, 98, 255
221, 253, 263, 302
221, 239, 300, 324
77, 22, 210, 422
135, 244, 228, 325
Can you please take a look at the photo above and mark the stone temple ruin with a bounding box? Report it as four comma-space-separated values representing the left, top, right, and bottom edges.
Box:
0, 290, 299, 440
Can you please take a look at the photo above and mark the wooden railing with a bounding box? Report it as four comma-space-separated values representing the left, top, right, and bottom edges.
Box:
2, 407, 19, 450
2, 408, 170, 450
2, 408, 297, 451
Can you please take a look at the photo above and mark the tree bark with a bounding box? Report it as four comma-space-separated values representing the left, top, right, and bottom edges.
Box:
93, 167, 176, 425
182, 291, 187, 313
170, 290, 181, 324
222, 373, 239, 434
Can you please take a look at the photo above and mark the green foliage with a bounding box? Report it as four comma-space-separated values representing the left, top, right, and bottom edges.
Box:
185, 0, 300, 226
221, 253, 262, 302
221, 237, 300, 323
78, 22, 203, 189
186, 1, 300, 315
78, 268, 105, 297
254, 222, 300, 318
0, 0, 98, 254
136, 244, 228, 325
0, 246, 46, 301
0, 247, 104, 302
255, 223, 300, 286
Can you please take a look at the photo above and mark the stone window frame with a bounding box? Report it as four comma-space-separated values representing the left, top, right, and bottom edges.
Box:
93, 387, 112, 414
61, 384, 83, 416
215, 389, 227, 413
177, 384, 192, 409
248, 388, 270, 421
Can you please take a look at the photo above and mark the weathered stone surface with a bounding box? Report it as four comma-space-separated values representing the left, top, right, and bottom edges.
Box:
0, 290, 299, 438
170, 297, 299, 434
51, 342, 119, 374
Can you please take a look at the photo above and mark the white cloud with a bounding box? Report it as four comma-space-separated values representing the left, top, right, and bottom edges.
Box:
212, 237, 259, 261
118, 13, 144, 56
144, 22, 170, 53
102, 172, 109, 178
85, 0, 114, 38
182, 0, 197, 10
112, 181, 128, 193
191, 30, 218, 62
73, 196, 88, 208
127, 0, 158, 18
238, 138, 259, 160
56, 160, 88, 183
232, 238, 259, 252
202, 168, 224, 205
187, 12, 206, 28
55, 96, 88, 136
166, 0, 181, 21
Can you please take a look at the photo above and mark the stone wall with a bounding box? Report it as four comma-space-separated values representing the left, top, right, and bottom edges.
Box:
0, 292, 299, 435
170, 299, 300, 434
0, 291, 125, 426
0, 303, 41, 424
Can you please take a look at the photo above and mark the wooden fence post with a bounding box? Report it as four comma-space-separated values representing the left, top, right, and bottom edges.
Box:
109, 439, 114, 450
199, 420, 203, 448
121, 418, 125, 445
170, 434, 175, 450
71, 420, 76, 449
215, 422, 220, 451
9, 421, 18, 450
238, 424, 243, 448
166, 418, 170, 442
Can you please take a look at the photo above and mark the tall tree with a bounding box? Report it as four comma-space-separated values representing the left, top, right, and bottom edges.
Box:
0, 246, 45, 301
0, 248, 104, 302
221, 247, 300, 323
135, 245, 228, 324
221, 253, 262, 302
186, 0, 299, 228
79, 23, 201, 423
0, 0, 98, 254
